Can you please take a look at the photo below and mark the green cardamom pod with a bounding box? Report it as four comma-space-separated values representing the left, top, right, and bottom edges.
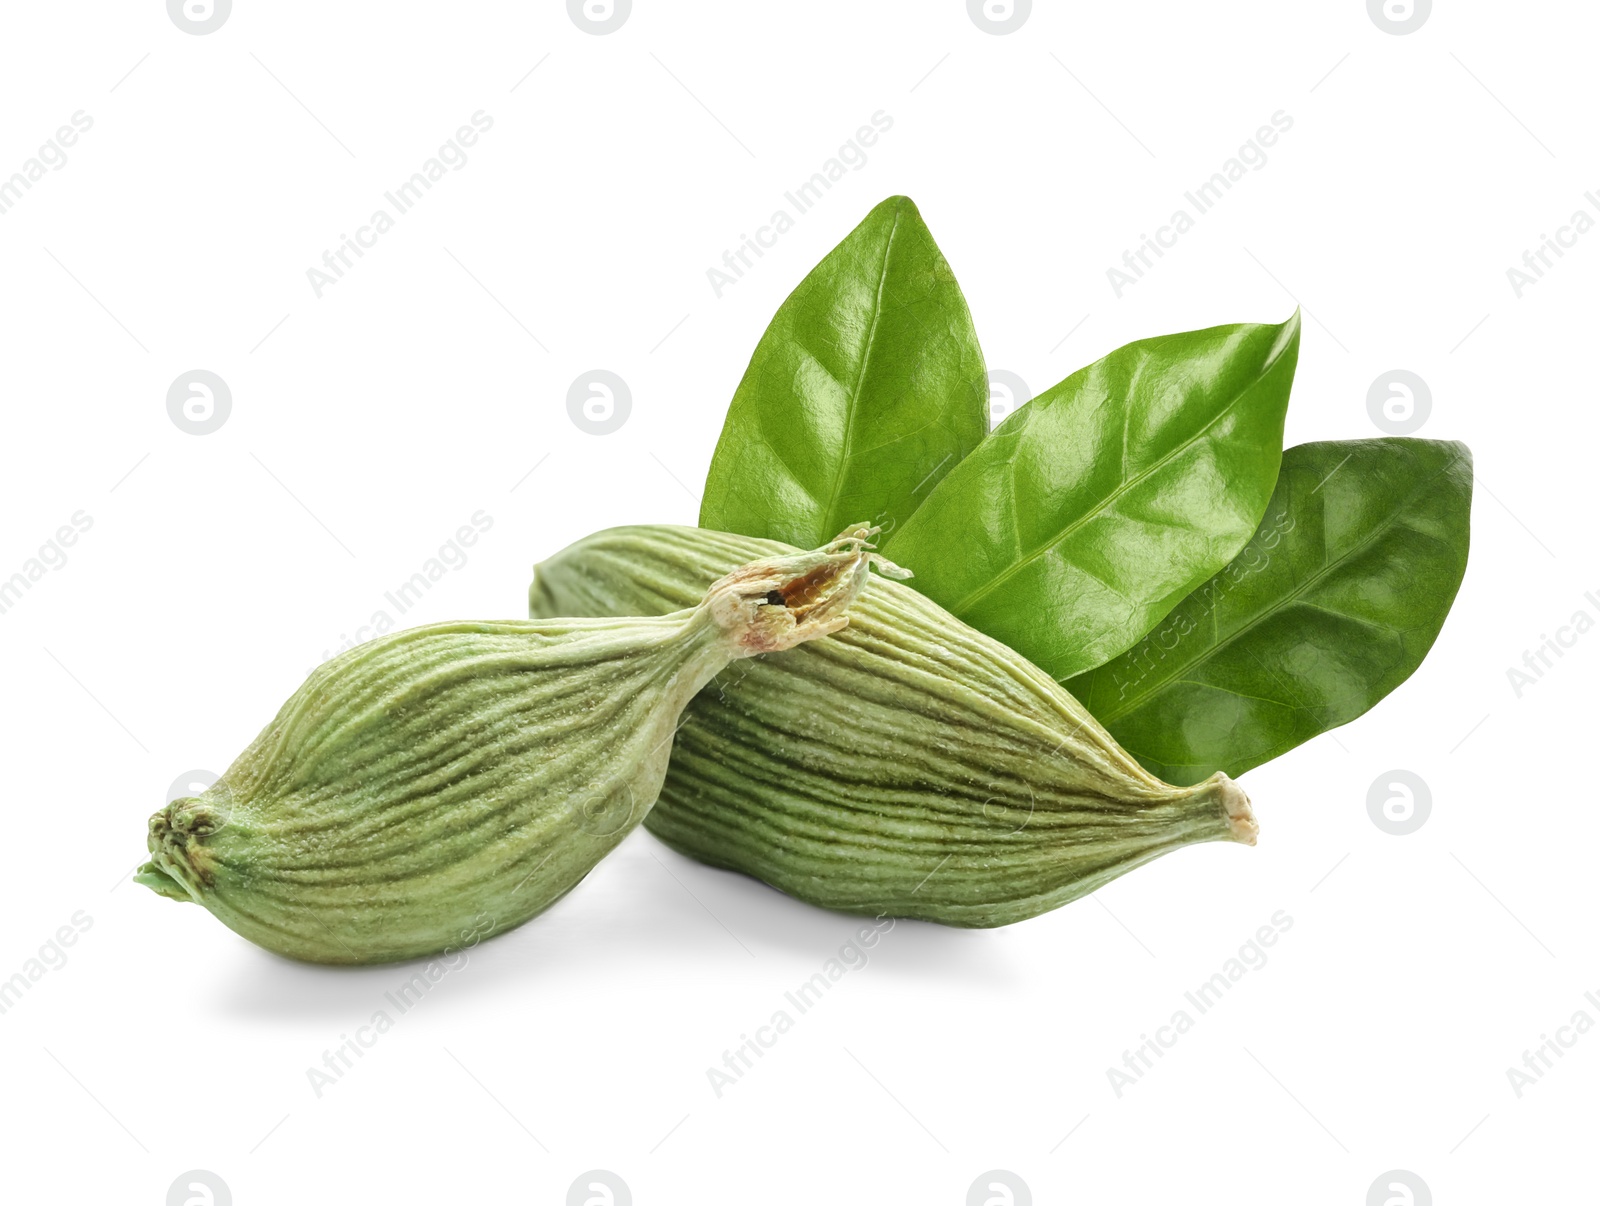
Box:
138, 530, 892, 964
530, 525, 1257, 928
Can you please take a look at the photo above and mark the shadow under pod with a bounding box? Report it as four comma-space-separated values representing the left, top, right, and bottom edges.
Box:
207, 829, 1026, 1023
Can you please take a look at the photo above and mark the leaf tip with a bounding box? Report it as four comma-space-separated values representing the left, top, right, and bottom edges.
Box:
869, 194, 924, 228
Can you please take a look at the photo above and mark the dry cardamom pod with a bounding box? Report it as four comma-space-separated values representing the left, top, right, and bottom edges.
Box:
530, 525, 1257, 927
138, 529, 893, 964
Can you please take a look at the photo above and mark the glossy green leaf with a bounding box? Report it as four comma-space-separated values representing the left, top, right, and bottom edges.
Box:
700, 195, 988, 547
882, 314, 1301, 680
1065, 438, 1473, 785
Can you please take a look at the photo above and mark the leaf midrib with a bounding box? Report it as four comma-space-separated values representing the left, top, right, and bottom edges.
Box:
947, 332, 1291, 618
1089, 454, 1459, 725
818, 203, 902, 540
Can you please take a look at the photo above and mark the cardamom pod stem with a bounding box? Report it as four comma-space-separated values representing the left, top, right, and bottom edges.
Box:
138, 528, 891, 964
530, 525, 1257, 928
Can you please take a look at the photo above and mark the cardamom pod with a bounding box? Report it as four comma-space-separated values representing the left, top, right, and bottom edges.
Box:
529, 525, 1257, 928
138, 530, 892, 964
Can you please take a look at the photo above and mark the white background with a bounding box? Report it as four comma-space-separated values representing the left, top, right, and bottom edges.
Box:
0, 2, 1593, 1202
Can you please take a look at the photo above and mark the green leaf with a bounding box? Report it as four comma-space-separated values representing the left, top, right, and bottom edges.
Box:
1065, 438, 1473, 785
882, 314, 1301, 680
700, 195, 988, 547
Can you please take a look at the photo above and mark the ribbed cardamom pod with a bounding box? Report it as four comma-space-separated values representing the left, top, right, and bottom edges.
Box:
138, 530, 894, 964
530, 526, 1258, 928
